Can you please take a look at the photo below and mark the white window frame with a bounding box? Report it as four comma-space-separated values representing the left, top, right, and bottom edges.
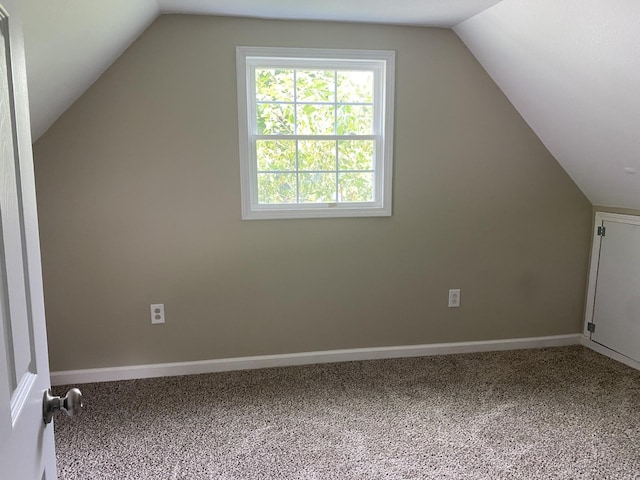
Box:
236, 46, 395, 220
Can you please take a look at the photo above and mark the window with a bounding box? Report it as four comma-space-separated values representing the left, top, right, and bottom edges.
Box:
236, 47, 395, 219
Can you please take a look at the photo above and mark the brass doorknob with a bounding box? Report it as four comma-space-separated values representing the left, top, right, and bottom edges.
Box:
43, 388, 83, 424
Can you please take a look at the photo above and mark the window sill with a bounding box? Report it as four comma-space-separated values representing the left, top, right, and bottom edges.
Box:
242, 204, 392, 220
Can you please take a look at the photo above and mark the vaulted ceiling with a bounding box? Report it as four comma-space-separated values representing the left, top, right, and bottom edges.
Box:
21, 0, 640, 210
455, 0, 640, 209
22, 0, 501, 141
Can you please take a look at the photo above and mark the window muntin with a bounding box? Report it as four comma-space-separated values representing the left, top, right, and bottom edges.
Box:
237, 47, 394, 219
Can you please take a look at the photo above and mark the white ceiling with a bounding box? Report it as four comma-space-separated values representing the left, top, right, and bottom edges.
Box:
22, 0, 502, 140
157, 0, 503, 26
20, 0, 640, 209
455, 0, 640, 209
22, 0, 158, 140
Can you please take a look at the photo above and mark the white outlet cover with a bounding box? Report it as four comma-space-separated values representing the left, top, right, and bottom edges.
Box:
448, 289, 461, 308
150, 303, 165, 324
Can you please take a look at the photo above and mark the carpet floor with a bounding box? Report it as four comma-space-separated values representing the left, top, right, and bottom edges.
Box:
53, 346, 640, 479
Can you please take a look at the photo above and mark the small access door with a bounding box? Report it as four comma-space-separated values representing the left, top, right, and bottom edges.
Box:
586, 214, 640, 363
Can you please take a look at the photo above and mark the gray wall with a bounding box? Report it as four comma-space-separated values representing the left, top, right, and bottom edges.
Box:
33, 15, 592, 372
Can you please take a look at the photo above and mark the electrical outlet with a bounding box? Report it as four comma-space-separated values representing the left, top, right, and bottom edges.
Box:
150, 304, 165, 324
448, 289, 460, 308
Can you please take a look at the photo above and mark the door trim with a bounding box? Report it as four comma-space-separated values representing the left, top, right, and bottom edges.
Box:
584, 212, 640, 338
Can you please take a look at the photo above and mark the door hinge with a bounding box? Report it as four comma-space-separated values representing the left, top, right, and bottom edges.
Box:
597, 226, 606, 237
587, 322, 596, 333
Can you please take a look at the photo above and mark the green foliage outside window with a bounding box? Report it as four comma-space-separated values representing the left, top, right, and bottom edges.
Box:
255, 68, 375, 204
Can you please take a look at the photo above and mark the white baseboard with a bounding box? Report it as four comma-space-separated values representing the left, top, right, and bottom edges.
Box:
580, 335, 640, 371
50, 334, 581, 386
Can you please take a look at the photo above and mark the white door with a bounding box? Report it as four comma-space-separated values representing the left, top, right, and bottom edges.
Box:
591, 219, 640, 363
0, 5, 57, 479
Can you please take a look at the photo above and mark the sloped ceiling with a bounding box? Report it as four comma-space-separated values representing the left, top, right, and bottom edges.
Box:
22, 0, 501, 141
456, 0, 640, 209
22, 0, 158, 140
20, 1, 640, 209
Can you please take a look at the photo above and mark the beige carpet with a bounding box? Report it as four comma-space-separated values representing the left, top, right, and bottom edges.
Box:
53, 346, 640, 479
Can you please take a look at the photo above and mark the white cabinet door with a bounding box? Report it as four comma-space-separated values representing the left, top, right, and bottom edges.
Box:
0, 6, 57, 479
592, 219, 640, 363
